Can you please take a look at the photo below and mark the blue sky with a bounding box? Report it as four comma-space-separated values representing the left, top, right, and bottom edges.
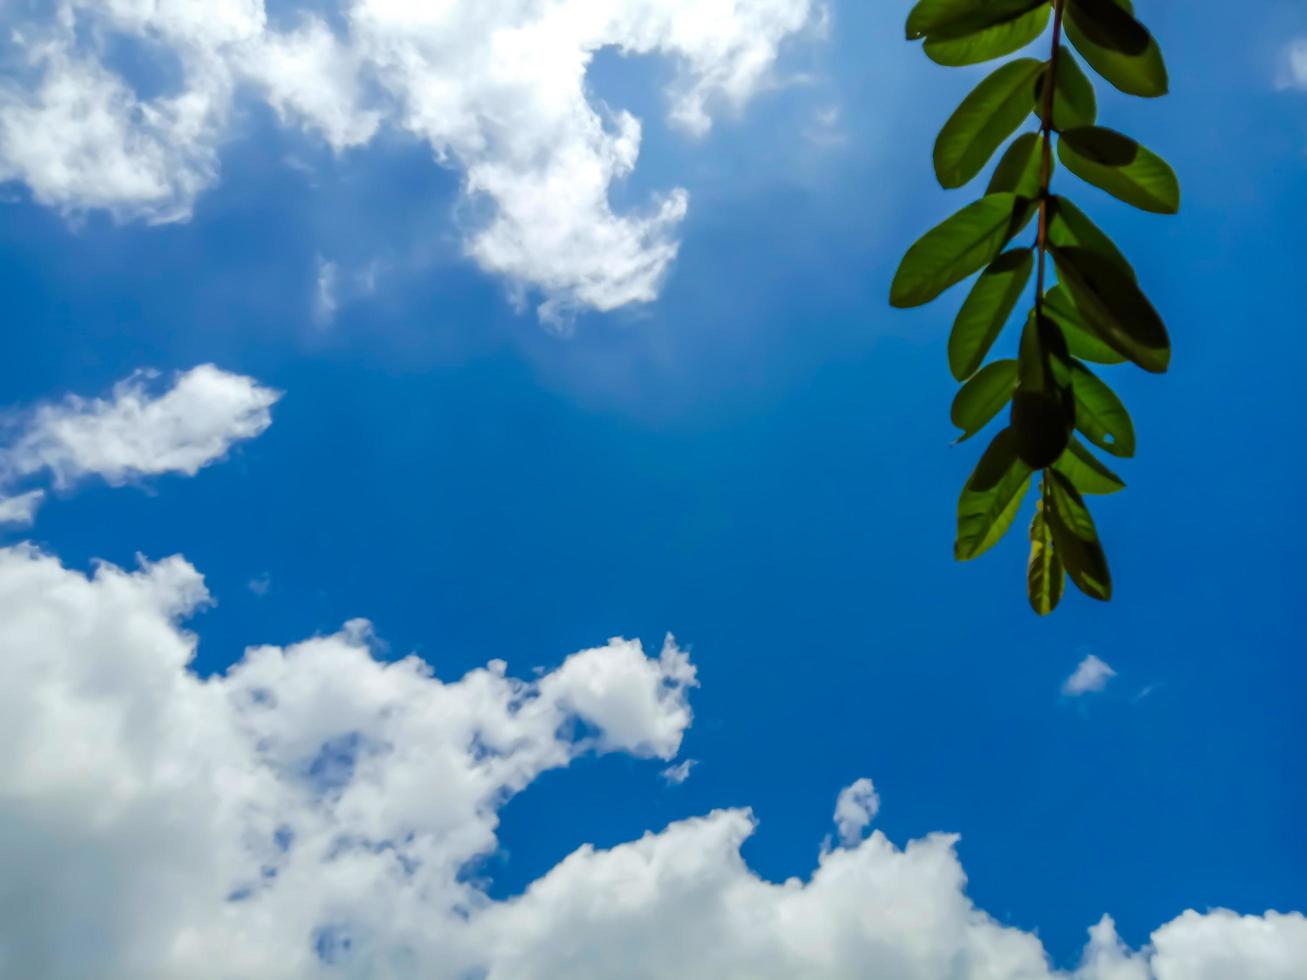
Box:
1, 1, 1305, 977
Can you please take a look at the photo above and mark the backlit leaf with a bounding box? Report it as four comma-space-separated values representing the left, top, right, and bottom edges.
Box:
1053, 436, 1126, 494
1064, 0, 1167, 97
935, 59, 1044, 188
1047, 196, 1134, 280
1027, 496, 1065, 615
1070, 360, 1136, 457
1058, 127, 1180, 214
1051, 245, 1170, 372
924, 3, 1051, 66
950, 248, 1033, 380
907, 0, 1048, 40
1042, 285, 1125, 364
1036, 50, 1097, 130
1011, 312, 1074, 469
891, 193, 1035, 308
988, 132, 1047, 197
1046, 470, 1112, 600
956, 428, 1033, 561
952, 358, 1018, 440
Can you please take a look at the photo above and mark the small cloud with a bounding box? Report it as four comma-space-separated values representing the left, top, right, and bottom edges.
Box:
1132, 682, 1161, 705
660, 759, 696, 785
313, 256, 339, 326
1062, 654, 1116, 697
0, 489, 45, 526
1276, 38, 1307, 90
248, 573, 272, 597
833, 777, 879, 848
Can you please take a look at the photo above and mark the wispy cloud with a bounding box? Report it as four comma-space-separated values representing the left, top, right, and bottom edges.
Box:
661, 759, 696, 785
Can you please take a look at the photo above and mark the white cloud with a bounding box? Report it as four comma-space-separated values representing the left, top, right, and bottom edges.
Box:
313, 256, 339, 325
0, 364, 280, 491
1278, 39, 1307, 90
0, 0, 820, 319
1063, 654, 1117, 697
833, 776, 879, 847
661, 758, 696, 785
1, 542, 1303, 979
0, 488, 45, 525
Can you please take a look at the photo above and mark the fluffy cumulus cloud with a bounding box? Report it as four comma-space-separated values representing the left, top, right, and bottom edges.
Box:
832, 776, 879, 847
0, 543, 1304, 979
1062, 654, 1117, 697
0, 0, 820, 320
0, 364, 279, 499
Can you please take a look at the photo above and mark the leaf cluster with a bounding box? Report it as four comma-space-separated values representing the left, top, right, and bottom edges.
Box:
893, 0, 1177, 614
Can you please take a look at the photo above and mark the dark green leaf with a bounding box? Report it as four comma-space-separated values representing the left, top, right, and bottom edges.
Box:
935, 59, 1044, 188
1027, 496, 1064, 615
1053, 436, 1126, 494
1046, 470, 1112, 600
988, 132, 1048, 197
907, 0, 1047, 40
1067, 0, 1149, 54
1011, 312, 1074, 469
956, 428, 1033, 560
1047, 196, 1134, 280
950, 248, 1033, 380
1070, 360, 1136, 457
1042, 285, 1125, 364
1036, 50, 1097, 130
1064, 0, 1167, 97
924, 3, 1051, 66
1058, 127, 1180, 214
952, 358, 1018, 440
891, 193, 1034, 308
1051, 245, 1170, 372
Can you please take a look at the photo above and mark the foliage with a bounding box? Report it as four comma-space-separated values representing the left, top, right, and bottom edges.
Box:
893, 0, 1176, 614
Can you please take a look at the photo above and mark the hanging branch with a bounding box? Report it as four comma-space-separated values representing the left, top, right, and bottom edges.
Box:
891, 0, 1177, 614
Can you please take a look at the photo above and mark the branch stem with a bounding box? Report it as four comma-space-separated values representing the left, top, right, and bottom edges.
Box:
1035, 0, 1066, 314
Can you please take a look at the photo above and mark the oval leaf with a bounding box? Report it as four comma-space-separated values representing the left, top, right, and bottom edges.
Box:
891, 193, 1032, 308
1042, 285, 1125, 364
1036, 50, 1097, 131
1051, 245, 1170, 372
1046, 470, 1112, 600
1047, 196, 1134, 280
1067, 0, 1149, 54
924, 3, 1051, 66
988, 132, 1047, 197
1053, 436, 1126, 494
935, 58, 1044, 188
950, 248, 1033, 380
1027, 497, 1065, 615
952, 358, 1018, 440
1070, 360, 1136, 457
1064, 0, 1167, 98
907, 0, 1048, 40
1058, 127, 1180, 214
1012, 312, 1074, 469
956, 428, 1033, 561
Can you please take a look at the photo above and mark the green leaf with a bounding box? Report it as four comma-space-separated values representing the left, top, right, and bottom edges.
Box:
907, 0, 1048, 40
934, 59, 1044, 189
1064, 0, 1168, 97
1058, 127, 1180, 214
1042, 285, 1125, 364
952, 358, 1018, 440
1027, 496, 1064, 615
1047, 196, 1134, 280
1070, 360, 1136, 457
1051, 245, 1170, 372
1067, 0, 1149, 54
988, 132, 1047, 197
950, 249, 1033, 380
891, 193, 1034, 308
1036, 51, 1097, 130
924, 3, 1050, 66
1011, 312, 1074, 469
956, 427, 1033, 561
1046, 470, 1112, 600
1053, 436, 1126, 494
